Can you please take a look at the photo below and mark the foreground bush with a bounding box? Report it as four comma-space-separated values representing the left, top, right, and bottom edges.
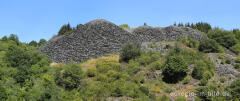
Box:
162, 55, 188, 83
228, 78, 240, 99
120, 42, 141, 62
55, 62, 85, 90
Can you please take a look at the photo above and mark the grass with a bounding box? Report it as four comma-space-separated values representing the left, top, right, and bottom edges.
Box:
80, 54, 119, 71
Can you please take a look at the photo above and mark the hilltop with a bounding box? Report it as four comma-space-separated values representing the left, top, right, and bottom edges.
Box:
38, 19, 206, 63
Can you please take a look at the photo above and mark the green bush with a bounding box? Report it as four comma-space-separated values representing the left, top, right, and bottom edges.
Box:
228, 78, 240, 99
126, 60, 141, 75
198, 39, 222, 53
192, 60, 206, 80
178, 36, 199, 48
162, 55, 188, 83
183, 76, 191, 84
230, 43, 240, 55
139, 86, 149, 95
119, 24, 130, 30
235, 64, 240, 69
225, 59, 231, 64
86, 69, 96, 77
150, 61, 162, 71
208, 28, 237, 48
55, 62, 85, 90
235, 56, 240, 63
120, 42, 141, 63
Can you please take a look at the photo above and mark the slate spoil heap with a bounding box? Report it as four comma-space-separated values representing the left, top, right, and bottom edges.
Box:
38, 19, 207, 63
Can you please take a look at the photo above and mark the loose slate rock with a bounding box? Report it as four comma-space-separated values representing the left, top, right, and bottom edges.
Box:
38, 19, 207, 63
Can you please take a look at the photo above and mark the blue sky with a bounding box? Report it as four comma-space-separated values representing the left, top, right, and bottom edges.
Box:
0, 0, 239, 42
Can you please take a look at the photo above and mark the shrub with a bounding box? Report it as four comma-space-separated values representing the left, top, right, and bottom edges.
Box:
200, 78, 208, 86
119, 24, 130, 30
150, 61, 162, 72
120, 42, 141, 63
183, 76, 191, 84
192, 60, 206, 80
178, 36, 199, 48
235, 64, 240, 69
220, 77, 226, 83
137, 55, 151, 66
126, 60, 140, 75
139, 86, 149, 95
198, 39, 222, 53
228, 78, 240, 99
225, 59, 231, 64
235, 56, 240, 63
230, 43, 240, 55
55, 62, 85, 90
162, 55, 188, 83
86, 69, 96, 77
208, 28, 237, 48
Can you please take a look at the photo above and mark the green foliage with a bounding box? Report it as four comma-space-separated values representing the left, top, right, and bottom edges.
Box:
230, 43, 240, 55
86, 69, 96, 77
178, 36, 199, 48
29, 40, 38, 47
162, 55, 188, 83
192, 60, 207, 80
228, 78, 240, 99
183, 76, 191, 84
58, 23, 73, 36
208, 28, 237, 48
8, 34, 19, 44
159, 95, 171, 101
137, 50, 160, 66
55, 62, 85, 90
150, 61, 162, 72
1, 36, 8, 41
38, 39, 47, 46
198, 39, 222, 53
175, 96, 186, 101
225, 59, 231, 64
119, 24, 130, 30
126, 60, 141, 76
120, 42, 141, 62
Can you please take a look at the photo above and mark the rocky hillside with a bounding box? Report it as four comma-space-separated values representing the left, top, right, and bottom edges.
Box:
38, 19, 207, 63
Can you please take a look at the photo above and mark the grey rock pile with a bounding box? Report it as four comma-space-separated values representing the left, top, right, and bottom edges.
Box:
38, 19, 207, 63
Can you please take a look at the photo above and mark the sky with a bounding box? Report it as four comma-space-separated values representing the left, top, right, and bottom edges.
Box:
0, 0, 239, 43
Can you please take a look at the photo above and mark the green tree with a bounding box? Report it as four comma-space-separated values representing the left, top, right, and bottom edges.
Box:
198, 39, 222, 53
208, 28, 237, 48
58, 23, 73, 36
38, 39, 47, 46
8, 34, 19, 44
1, 36, 8, 41
162, 55, 188, 83
29, 40, 38, 47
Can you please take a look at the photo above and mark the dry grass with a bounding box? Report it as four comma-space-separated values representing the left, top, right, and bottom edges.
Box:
80, 54, 119, 71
